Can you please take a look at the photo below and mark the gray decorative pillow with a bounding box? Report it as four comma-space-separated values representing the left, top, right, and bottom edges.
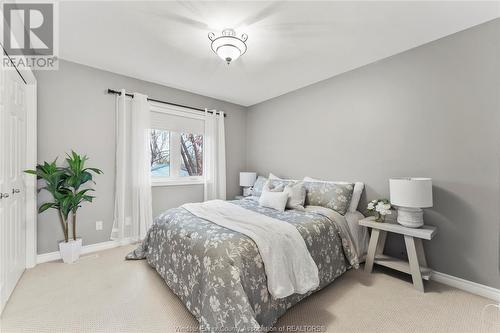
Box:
263, 180, 285, 192
304, 181, 354, 215
283, 181, 306, 210
251, 176, 267, 196
268, 178, 294, 190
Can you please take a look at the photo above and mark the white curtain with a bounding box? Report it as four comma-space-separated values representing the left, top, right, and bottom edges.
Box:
204, 110, 226, 200
112, 90, 153, 243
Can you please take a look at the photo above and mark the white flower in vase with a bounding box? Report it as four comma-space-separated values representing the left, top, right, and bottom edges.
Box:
367, 199, 392, 222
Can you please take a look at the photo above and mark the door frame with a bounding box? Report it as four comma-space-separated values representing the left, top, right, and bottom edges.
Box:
23, 69, 37, 268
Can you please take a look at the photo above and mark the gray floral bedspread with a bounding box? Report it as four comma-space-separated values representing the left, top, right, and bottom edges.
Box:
126, 199, 359, 332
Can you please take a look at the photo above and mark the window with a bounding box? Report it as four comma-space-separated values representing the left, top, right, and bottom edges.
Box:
180, 133, 203, 177
150, 129, 170, 177
149, 104, 205, 186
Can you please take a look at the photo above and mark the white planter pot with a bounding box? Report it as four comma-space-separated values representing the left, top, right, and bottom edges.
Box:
59, 238, 82, 264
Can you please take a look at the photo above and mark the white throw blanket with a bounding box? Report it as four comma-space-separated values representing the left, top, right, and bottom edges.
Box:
182, 200, 319, 298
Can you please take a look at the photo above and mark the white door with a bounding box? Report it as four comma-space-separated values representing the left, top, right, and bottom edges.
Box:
0, 65, 27, 312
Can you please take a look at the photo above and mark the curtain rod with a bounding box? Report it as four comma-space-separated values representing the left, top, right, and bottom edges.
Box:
107, 89, 226, 117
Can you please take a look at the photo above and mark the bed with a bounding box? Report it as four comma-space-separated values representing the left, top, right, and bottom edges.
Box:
127, 195, 368, 332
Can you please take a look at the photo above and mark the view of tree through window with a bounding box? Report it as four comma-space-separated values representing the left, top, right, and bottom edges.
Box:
150, 129, 203, 178
150, 129, 170, 177
181, 133, 203, 176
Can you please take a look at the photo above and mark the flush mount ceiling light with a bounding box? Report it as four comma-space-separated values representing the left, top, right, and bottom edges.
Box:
208, 28, 248, 65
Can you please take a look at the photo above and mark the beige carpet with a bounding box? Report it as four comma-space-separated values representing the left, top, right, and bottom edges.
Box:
1, 245, 498, 333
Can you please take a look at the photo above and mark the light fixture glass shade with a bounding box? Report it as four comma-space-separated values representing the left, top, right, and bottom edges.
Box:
389, 178, 433, 208
209, 30, 247, 64
240, 172, 257, 187
216, 44, 241, 63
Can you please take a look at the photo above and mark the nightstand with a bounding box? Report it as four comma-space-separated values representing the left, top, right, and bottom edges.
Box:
359, 217, 437, 292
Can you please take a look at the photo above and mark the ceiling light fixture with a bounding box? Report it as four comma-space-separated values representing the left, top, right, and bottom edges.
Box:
208, 28, 248, 65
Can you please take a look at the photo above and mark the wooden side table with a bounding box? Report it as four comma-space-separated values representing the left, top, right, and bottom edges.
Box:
359, 217, 437, 292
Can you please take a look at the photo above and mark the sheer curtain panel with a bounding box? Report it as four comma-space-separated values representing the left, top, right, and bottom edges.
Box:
112, 90, 153, 243
204, 110, 226, 200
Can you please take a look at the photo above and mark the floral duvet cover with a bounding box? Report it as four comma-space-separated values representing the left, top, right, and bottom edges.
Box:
127, 199, 359, 332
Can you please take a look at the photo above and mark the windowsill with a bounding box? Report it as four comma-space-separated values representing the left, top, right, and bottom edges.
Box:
151, 178, 204, 187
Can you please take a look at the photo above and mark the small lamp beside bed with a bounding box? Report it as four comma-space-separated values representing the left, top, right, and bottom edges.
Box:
240, 172, 257, 197
389, 177, 433, 228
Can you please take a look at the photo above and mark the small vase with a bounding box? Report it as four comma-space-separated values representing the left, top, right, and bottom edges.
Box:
375, 213, 386, 223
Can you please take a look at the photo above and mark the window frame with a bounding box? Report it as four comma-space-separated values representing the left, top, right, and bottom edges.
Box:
149, 102, 205, 187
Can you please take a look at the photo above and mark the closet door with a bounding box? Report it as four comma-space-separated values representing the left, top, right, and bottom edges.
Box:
0, 66, 27, 313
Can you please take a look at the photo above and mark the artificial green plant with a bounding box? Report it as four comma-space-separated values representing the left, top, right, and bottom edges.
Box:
25, 151, 102, 242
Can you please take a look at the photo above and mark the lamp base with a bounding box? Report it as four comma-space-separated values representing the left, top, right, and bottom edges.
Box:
396, 207, 424, 228
242, 187, 253, 197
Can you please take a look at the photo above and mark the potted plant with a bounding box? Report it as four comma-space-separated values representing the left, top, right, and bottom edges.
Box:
367, 199, 392, 222
25, 151, 102, 263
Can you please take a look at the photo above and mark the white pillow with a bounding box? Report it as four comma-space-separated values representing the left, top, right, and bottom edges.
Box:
259, 191, 289, 212
349, 182, 365, 212
251, 176, 268, 196
269, 173, 298, 182
303, 177, 364, 213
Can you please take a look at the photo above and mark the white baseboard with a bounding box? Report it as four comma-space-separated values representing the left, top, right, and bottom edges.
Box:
36, 238, 136, 264
431, 270, 500, 302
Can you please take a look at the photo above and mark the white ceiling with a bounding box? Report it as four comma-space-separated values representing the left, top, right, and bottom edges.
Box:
59, 1, 500, 106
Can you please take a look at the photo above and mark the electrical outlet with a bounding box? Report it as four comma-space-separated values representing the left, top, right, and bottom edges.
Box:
95, 221, 103, 231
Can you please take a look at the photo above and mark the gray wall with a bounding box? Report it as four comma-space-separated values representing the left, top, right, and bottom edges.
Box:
35, 60, 247, 254
246, 19, 500, 288
35, 20, 500, 289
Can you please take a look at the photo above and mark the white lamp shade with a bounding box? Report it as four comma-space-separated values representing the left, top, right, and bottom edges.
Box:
389, 178, 433, 208
211, 35, 247, 64
240, 172, 257, 187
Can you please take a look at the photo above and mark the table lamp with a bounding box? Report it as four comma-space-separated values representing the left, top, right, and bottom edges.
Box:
389, 178, 433, 228
240, 172, 257, 197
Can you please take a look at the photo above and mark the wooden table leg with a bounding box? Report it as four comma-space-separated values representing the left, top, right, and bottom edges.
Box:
414, 238, 428, 268
376, 230, 387, 255
404, 235, 424, 292
365, 229, 384, 273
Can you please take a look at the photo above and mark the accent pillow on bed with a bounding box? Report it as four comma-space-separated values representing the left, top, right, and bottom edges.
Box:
263, 179, 306, 210
268, 178, 294, 189
268, 174, 296, 190
251, 176, 268, 196
304, 177, 364, 213
269, 173, 297, 182
259, 191, 289, 212
263, 180, 286, 192
303, 181, 354, 215
283, 181, 306, 210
